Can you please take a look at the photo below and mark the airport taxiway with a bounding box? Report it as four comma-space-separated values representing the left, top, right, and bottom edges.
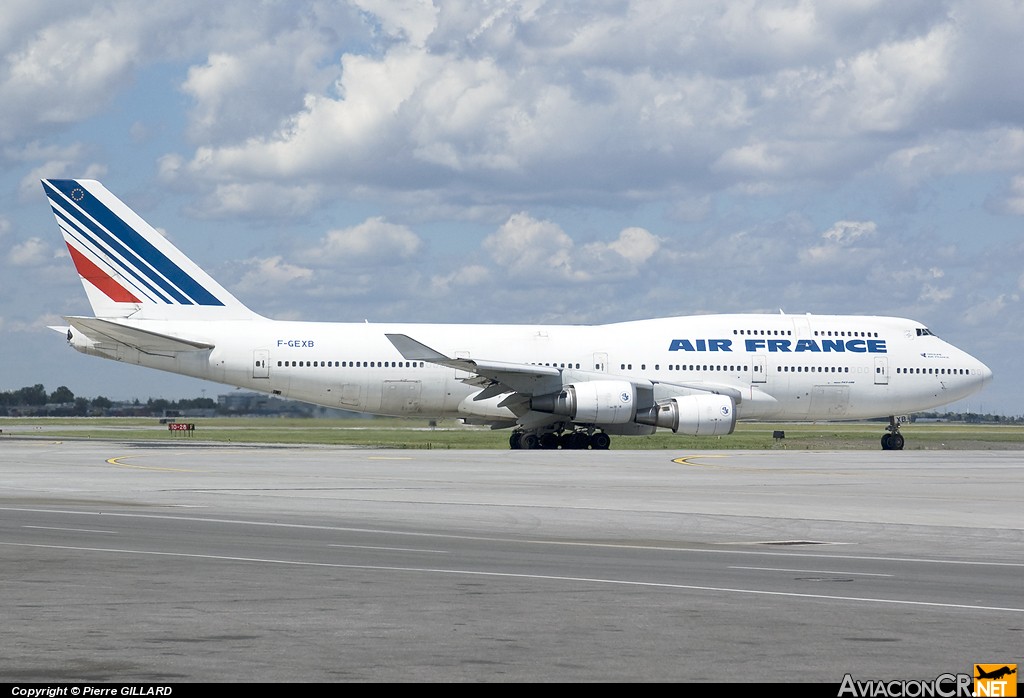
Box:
1, 439, 1021, 682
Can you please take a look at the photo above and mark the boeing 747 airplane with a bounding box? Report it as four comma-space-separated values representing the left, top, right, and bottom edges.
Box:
42, 179, 992, 449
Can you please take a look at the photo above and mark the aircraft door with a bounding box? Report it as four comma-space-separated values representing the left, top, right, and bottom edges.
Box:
751, 355, 767, 383
874, 357, 889, 385
593, 352, 608, 372
253, 350, 270, 379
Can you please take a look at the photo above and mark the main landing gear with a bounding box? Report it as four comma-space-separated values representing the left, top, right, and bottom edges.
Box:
509, 429, 611, 450
881, 416, 905, 451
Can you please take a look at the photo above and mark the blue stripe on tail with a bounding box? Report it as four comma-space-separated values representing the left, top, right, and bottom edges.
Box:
51, 204, 175, 304
45, 180, 225, 307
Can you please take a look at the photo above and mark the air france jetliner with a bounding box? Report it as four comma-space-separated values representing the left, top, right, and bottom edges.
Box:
42, 179, 993, 450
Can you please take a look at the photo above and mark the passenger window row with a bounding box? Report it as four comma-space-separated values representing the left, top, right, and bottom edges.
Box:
897, 367, 970, 375
812, 330, 879, 337
734, 329, 792, 336
732, 328, 880, 338
276, 360, 425, 368
778, 366, 850, 373
620, 363, 748, 372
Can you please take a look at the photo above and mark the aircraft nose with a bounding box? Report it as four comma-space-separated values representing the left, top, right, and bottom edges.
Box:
979, 361, 993, 387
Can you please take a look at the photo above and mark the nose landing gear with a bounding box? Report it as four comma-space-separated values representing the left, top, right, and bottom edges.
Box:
881, 416, 905, 450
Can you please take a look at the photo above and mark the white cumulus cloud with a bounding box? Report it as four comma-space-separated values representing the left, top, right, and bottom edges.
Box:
300, 217, 423, 266
7, 238, 53, 266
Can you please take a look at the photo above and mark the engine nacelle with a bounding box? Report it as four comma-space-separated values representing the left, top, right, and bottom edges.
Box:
635, 394, 736, 436
531, 380, 637, 425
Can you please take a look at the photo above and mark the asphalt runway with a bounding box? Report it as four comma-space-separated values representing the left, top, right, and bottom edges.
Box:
1, 439, 1021, 683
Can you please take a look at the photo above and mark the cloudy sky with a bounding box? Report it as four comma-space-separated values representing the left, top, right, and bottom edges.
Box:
1, 0, 1020, 415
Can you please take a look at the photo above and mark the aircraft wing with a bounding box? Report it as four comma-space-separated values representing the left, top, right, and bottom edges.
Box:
65, 316, 215, 353
386, 333, 563, 398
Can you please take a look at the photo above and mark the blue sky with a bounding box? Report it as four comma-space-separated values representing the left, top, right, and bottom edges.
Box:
1, 0, 1020, 416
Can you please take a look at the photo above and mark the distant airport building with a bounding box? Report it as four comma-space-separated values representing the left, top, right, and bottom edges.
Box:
217, 392, 360, 419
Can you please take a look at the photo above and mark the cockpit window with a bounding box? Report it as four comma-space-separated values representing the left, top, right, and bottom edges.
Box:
916, 328, 936, 337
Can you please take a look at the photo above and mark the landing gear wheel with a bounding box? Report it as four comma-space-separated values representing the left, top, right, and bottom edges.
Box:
563, 431, 588, 449
521, 433, 540, 450
881, 417, 906, 451
590, 432, 611, 450
539, 432, 560, 450
509, 431, 523, 449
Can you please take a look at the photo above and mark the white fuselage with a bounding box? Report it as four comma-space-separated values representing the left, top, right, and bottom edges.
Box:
71, 313, 992, 423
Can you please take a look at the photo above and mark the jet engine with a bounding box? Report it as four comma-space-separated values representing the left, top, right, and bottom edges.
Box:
635, 394, 736, 436
530, 380, 636, 424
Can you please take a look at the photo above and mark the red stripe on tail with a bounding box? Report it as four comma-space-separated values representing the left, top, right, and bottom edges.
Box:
65, 243, 142, 304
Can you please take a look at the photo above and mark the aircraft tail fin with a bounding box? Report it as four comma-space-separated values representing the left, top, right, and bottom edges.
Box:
41, 179, 259, 321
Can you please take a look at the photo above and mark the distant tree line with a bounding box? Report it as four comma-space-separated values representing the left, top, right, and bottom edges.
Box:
0, 383, 215, 417
913, 410, 1023, 424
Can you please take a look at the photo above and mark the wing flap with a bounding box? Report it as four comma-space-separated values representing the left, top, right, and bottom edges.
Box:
473, 382, 510, 401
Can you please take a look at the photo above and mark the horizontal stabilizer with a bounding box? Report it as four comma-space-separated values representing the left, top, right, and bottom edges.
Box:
66, 316, 214, 353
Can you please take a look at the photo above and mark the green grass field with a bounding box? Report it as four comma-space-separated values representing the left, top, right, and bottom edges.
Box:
2, 416, 1020, 449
